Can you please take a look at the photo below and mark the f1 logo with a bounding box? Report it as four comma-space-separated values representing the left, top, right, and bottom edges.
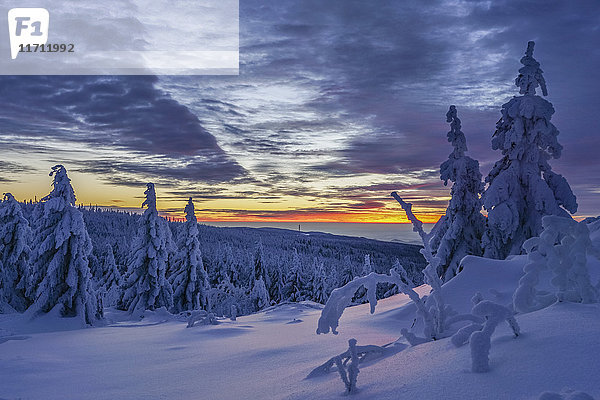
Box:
8, 8, 49, 60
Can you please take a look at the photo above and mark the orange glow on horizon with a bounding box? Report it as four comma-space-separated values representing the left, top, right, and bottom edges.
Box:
163, 210, 444, 224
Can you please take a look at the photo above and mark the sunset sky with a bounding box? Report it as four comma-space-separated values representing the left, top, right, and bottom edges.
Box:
1, 0, 599, 223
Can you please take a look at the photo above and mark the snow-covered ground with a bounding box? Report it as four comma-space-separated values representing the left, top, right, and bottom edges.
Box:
2, 252, 599, 400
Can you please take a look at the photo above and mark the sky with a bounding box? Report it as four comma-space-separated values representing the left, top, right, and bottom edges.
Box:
1, 0, 599, 223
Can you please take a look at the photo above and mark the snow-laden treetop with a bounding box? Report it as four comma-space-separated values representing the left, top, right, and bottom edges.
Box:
142, 183, 157, 212
184, 197, 197, 223
444, 105, 467, 161
3, 192, 16, 203
42, 165, 76, 206
515, 41, 548, 96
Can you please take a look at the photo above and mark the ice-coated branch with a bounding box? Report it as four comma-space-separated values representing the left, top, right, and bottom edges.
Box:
316, 271, 403, 335
390, 192, 449, 336
391, 192, 430, 256
307, 342, 385, 379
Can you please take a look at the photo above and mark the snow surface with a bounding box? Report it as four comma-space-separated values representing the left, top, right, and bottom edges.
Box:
1, 251, 599, 399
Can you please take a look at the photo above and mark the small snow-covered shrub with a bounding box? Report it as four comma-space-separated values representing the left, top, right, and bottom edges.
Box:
335, 338, 360, 394
513, 216, 600, 313
451, 292, 519, 373
469, 300, 519, 372
187, 310, 218, 328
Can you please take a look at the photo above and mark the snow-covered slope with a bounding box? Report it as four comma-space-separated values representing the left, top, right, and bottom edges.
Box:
1, 253, 599, 399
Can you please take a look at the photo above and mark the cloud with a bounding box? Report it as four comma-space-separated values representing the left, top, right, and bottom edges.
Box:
0, 75, 245, 184
2, 0, 599, 218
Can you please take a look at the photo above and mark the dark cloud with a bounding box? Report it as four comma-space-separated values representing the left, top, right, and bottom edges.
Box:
0, 75, 245, 183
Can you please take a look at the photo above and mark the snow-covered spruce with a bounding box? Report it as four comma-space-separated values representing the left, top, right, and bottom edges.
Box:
513, 216, 600, 313
284, 249, 309, 302
311, 258, 328, 304
249, 239, 270, 311
26, 165, 101, 325
482, 41, 578, 259
120, 183, 173, 318
0, 193, 32, 313
98, 243, 122, 307
170, 198, 210, 314
429, 106, 485, 281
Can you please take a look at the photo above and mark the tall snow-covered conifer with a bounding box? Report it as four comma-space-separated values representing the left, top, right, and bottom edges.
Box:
0, 193, 32, 312
120, 183, 173, 317
26, 165, 100, 325
429, 106, 485, 280
170, 198, 210, 313
482, 42, 577, 259
249, 239, 270, 311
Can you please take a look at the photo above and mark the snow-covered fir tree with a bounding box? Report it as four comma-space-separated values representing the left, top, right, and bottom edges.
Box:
98, 244, 122, 307
0, 193, 31, 312
284, 250, 309, 302
361, 254, 373, 276
311, 258, 328, 304
482, 42, 578, 259
26, 165, 101, 325
120, 183, 174, 317
170, 198, 210, 313
249, 239, 270, 311
429, 105, 485, 280
268, 258, 285, 304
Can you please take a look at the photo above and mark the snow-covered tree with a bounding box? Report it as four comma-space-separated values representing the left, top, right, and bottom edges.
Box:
311, 258, 328, 304
482, 42, 578, 259
284, 250, 308, 302
26, 165, 101, 325
268, 259, 285, 304
249, 240, 271, 311
98, 244, 122, 307
361, 254, 373, 276
429, 106, 485, 281
170, 198, 210, 313
120, 183, 173, 317
250, 277, 270, 311
513, 216, 600, 313
0, 193, 31, 312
